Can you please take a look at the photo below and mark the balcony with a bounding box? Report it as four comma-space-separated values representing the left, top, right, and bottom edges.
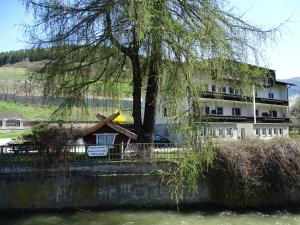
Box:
201, 92, 288, 106
204, 115, 290, 123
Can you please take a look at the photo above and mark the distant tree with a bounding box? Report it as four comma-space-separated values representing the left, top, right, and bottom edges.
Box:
290, 95, 300, 127
24, 0, 279, 142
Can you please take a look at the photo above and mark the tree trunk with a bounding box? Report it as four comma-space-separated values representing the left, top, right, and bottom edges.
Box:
130, 52, 145, 142
143, 0, 162, 143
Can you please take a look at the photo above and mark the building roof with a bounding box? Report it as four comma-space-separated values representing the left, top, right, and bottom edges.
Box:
83, 112, 138, 140
274, 80, 296, 86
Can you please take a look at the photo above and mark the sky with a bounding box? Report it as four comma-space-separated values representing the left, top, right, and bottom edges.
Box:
0, 0, 299, 79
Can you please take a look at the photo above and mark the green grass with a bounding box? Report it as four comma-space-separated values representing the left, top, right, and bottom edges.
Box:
0, 131, 31, 139
0, 101, 53, 120
0, 101, 133, 122
0, 67, 27, 81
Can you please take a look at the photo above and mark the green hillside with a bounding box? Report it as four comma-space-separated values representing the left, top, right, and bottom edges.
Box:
0, 101, 133, 122
0, 67, 27, 81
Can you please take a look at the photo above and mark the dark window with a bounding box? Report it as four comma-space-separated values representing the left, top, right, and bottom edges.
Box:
229, 87, 234, 94
205, 106, 210, 115
218, 129, 224, 136
269, 93, 274, 99
274, 128, 278, 135
227, 128, 233, 136
232, 108, 241, 116
268, 128, 272, 136
262, 128, 267, 136
262, 112, 269, 117
256, 128, 260, 136
272, 111, 277, 117
217, 107, 223, 115
279, 128, 283, 135
212, 85, 216, 92
256, 110, 259, 117
222, 87, 227, 93
163, 107, 168, 117
211, 109, 216, 115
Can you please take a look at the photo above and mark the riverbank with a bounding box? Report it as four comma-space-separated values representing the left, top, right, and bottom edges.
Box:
1, 138, 300, 212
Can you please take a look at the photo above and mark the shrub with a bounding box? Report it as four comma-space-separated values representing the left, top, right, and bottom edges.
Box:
25, 123, 83, 163
207, 138, 300, 207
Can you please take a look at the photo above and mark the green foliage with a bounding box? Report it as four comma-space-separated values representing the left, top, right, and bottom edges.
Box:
159, 140, 216, 206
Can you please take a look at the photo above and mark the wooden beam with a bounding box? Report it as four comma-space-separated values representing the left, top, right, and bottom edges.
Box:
83, 113, 120, 136
96, 114, 138, 140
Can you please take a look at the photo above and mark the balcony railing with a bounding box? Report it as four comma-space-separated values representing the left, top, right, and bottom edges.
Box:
205, 115, 290, 123
202, 92, 289, 106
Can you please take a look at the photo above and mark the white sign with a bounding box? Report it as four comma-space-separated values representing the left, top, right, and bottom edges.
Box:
87, 146, 108, 157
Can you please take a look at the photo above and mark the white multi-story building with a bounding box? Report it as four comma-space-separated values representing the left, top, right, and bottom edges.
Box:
155, 67, 295, 142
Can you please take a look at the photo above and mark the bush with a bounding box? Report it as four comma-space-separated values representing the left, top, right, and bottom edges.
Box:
24, 123, 83, 163
207, 138, 300, 207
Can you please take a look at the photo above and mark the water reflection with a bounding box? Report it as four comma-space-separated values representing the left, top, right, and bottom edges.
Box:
1, 210, 300, 225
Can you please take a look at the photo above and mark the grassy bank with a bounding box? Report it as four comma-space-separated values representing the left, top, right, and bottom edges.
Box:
0, 101, 133, 122
0, 67, 27, 81
0, 131, 31, 139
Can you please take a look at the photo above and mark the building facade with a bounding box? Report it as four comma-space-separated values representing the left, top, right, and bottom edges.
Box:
155, 68, 294, 142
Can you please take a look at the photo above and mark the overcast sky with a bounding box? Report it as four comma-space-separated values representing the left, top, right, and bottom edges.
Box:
0, 0, 299, 79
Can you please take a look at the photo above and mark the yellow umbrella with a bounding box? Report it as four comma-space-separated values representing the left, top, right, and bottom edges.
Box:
113, 113, 126, 123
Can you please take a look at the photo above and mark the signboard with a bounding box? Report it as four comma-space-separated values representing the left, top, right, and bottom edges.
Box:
87, 146, 109, 157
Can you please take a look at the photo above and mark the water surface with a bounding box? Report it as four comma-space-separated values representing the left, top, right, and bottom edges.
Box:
2, 210, 300, 225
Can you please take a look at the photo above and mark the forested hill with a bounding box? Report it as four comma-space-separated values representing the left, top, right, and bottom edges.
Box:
0, 48, 52, 66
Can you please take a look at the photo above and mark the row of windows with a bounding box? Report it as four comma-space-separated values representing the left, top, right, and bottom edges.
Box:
211, 85, 242, 95
255, 128, 283, 136
210, 85, 276, 99
201, 128, 233, 137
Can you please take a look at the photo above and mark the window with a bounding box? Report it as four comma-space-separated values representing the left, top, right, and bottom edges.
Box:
234, 89, 239, 95
262, 128, 267, 136
227, 128, 233, 136
256, 110, 259, 117
268, 128, 272, 136
282, 112, 286, 118
218, 87, 223, 93
256, 128, 261, 136
279, 128, 283, 135
232, 108, 241, 116
212, 85, 216, 92
218, 129, 224, 137
96, 133, 117, 147
272, 111, 277, 117
274, 128, 278, 135
211, 109, 216, 115
205, 106, 210, 115
229, 87, 234, 94
222, 87, 227, 93
163, 107, 168, 117
269, 93, 274, 99
210, 129, 216, 137
217, 107, 223, 115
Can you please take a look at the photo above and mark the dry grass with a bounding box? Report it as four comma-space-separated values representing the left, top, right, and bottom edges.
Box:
208, 138, 300, 207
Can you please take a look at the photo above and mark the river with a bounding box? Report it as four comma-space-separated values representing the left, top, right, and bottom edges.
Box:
1, 210, 300, 225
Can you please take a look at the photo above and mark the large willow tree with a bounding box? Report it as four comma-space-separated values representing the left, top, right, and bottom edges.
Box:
24, 0, 278, 142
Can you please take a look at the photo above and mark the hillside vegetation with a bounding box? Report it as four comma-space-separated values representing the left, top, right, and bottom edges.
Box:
0, 101, 133, 122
